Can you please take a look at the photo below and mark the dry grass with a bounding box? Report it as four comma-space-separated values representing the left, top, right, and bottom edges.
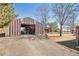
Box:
47, 33, 75, 42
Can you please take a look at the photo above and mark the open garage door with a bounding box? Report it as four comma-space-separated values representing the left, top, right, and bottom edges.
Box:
21, 24, 35, 35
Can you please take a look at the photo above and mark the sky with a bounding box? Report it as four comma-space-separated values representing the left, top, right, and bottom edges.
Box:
13, 3, 41, 19
13, 3, 79, 24
13, 3, 56, 23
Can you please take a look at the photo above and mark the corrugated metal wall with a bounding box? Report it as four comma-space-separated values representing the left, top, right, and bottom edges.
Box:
21, 17, 35, 25
35, 21, 44, 35
4, 17, 44, 37
5, 19, 21, 37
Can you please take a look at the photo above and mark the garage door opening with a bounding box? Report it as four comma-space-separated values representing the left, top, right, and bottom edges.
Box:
21, 24, 35, 35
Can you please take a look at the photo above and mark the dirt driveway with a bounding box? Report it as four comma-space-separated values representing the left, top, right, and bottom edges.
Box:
0, 35, 79, 56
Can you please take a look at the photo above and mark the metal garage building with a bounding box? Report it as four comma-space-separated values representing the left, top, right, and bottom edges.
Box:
4, 17, 45, 37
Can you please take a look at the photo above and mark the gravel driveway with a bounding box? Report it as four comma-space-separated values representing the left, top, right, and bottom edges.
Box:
0, 35, 78, 56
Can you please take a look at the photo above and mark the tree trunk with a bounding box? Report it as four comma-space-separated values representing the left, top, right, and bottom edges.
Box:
60, 24, 62, 36
71, 30, 74, 34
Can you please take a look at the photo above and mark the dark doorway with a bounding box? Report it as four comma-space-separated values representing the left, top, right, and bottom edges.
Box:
0, 33, 5, 37
21, 24, 35, 35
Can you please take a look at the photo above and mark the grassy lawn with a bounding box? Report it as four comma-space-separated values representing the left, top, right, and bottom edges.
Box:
47, 33, 75, 42
47, 33, 79, 51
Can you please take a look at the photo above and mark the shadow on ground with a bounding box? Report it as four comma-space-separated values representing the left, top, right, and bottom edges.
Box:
57, 39, 79, 51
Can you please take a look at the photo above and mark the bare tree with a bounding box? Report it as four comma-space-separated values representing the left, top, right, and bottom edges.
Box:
35, 4, 49, 37
51, 3, 79, 36
65, 12, 78, 34
70, 13, 77, 34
